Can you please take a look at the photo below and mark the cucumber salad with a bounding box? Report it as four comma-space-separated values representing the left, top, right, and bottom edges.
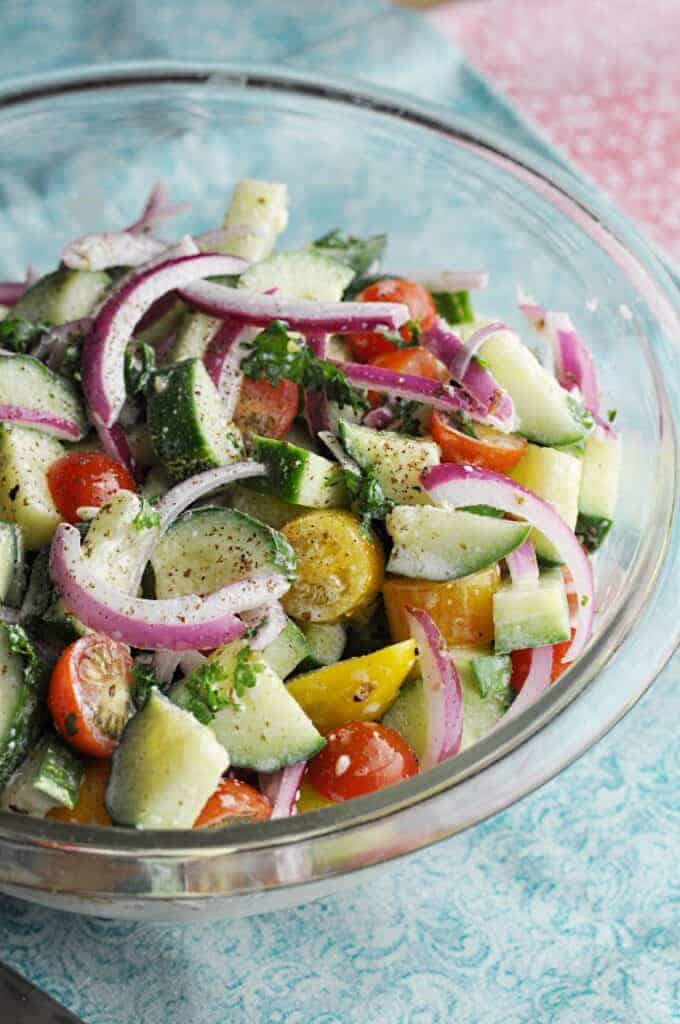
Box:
0, 179, 620, 829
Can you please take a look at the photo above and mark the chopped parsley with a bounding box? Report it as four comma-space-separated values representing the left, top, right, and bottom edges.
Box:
337, 464, 394, 534
607, 408, 618, 424
6, 624, 47, 692
131, 663, 161, 709
432, 290, 474, 326
566, 394, 595, 433
373, 320, 421, 349
241, 321, 368, 415
60, 342, 83, 382
391, 398, 424, 436
232, 646, 262, 699
181, 647, 263, 724
312, 229, 387, 278
0, 316, 51, 354
124, 340, 156, 397
132, 496, 161, 531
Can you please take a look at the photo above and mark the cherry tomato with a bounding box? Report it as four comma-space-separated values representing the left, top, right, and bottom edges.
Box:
510, 629, 575, 694
367, 347, 448, 408
48, 635, 135, 758
430, 410, 528, 473
347, 279, 437, 362
234, 377, 299, 443
307, 721, 418, 802
47, 451, 136, 524
194, 778, 272, 828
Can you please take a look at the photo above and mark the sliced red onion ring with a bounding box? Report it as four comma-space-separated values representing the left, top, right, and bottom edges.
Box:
125, 181, 190, 235
83, 251, 248, 428
179, 280, 409, 333
505, 539, 539, 586
520, 304, 601, 416
50, 523, 288, 651
422, 464, 593, 662
362, 403, 396, 430
94, 421, 137, 478
0, 406, 83, 441
501, 645, 553, 724
407, 269, 489, 292
240, 601, 287, 651
450, 322, 507, 381
156, 461, 265, 533
204, 321, 253, 420
336, 361, 483, 417
404, 607, 463, 769
151, 650, 182, 685
62, 232, 167, 272
259, 762, 306, 819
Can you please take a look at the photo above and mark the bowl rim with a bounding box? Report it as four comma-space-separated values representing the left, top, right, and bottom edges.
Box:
0, 60, 678, 878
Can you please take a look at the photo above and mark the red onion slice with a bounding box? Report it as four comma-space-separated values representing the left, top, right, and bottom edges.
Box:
94, 421, 137, 478
0, 406, 83, 441
156, 461, 265, 533
520, 304, 601, 416
62, 232, 167, 272
505, 539, 539, 586
362, 403, 396, 430
125, 181, 190, 235
422, 464, 593, 662
450, 321, 507, 381
179, 280, 409, 333
50, 523, 288, 651
83, 251, 249, 428
259, 762, 306, 819
204, 321, 252, 420
337, 360, 483, 417
240, 601, 287, 651
404, 607, 463, 769
501, 645, 553, 724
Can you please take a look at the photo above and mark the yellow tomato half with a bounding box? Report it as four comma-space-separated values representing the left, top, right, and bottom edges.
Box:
48, 758, 112, 827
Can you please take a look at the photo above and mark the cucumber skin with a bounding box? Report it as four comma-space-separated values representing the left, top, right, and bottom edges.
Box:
250, 436, 347, 508
14, 268, 110, 325
148, 359, 244, 482
32, 733, 84, 809
0, 626, 49, 788
576, 513, 613, 552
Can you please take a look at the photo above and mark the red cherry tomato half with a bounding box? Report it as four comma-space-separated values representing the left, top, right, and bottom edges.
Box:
308, 721, 419, 802
430, 410, 528, 473
48, 635, 134, 758
47, 451, 136, 524
194, 778, 272, 828
510, 629, 576, 694
347, 278, 437, 362
233, 377, 299, 443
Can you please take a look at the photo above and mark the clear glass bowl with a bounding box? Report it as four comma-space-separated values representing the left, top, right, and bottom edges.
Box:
0, 63, 678, 922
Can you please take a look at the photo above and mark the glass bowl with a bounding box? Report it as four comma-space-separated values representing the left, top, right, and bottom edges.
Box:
0, 63, 678, 922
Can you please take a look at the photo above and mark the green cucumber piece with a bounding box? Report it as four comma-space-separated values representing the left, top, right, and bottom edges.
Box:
148, 359, 244, 481
0, 353, 88, 439
239, 250, 353, 301
249, 435, 348, 508
170, 310, 221, 362
432, 290, 474, 326
338, 420, 440, 506
222, 179, 289, 262
386, 506, 531, 580
509, 443, 582, 564
0, 521, 23, 605
493, 569, 570, 654
300, 622, 347, 670
13, 268, 110, 325
1, 733, 84, 815
171, 643, 324, 771
576, 513, 613, 553
0, 425, 63, 550
0, 625, 48, 787
579, 430, 621, 521
460, 322, 589, 446
136, 298, 186, 348
149, 506, 296, 600
471, 654, 512, 704
261, 618, 311, 679
228, 482, 309, 528
106, 688, 229, 829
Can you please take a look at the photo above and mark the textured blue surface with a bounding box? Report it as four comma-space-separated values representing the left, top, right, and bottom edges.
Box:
0, 3, 678, 1023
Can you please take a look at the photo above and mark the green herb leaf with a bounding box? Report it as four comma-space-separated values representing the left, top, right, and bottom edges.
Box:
6, 623, 48, 693
131, 663, 161, 710
60, 342, 83, 383
132, 496, 161, 532
125, 340, 156, 397
181, 661, 231, 724
0, 316, 51, 354
432, 291, 474, 326
391, 398, 424, 436
233, 646, 262, 699
338, 464, 394, 534
576, 513, 613, 552
566, 394, 595, 433
241, 321, 368, 415
312, 229, 387, 278
373, 320, 421, 349
607, 408, 618, 423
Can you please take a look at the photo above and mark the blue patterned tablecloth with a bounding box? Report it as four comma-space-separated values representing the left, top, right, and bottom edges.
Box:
0, 4, 678, 1022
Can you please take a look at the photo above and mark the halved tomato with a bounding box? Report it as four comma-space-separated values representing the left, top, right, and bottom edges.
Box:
430, 410, 528, 473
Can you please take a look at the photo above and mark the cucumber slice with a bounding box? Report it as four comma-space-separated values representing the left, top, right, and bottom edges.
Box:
148, 359, 244, 481
509, 443, 582, 564
0, 625, 48, 787
579, 430, 621, 521
249, 436, 348, 508
239, 250, 353, 301
261, 618, 311, 679
171, 643, 324, 771
170, 310, 221, 362
0, 353, 88, 439
300, 622, 347, 669
461, 322, 589, 446
136, 298, 186, 347
106, 689, 229, 829
13, 268, 110, 325
338, 420, 440, 506
1, 733, 84, 815
0, 425, 63, 550
228, 482, 309, 529
149, 506, 296, 600
493, 569, 570, 654
386, 506, 531, 580
222, 179, 289, 262
471, 653, 512, 703
0, 521, 23, 605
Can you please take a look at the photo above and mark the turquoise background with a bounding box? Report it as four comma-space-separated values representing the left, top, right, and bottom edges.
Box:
0, 3, 677, 1022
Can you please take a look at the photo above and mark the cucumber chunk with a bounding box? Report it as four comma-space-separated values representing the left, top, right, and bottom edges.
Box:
222, 179, 289, 262
0, 521, 23, 605
493, 569, 570, 654
228, 482, 309, 528
471, 653, 513, 703
338, 420, 440, 506
1, 733, 84, 815
136, 298, 186, 348
249, 436, 348, 508
106, 689, 230, 829
149, 506, 296, 600
509, 443, 582, 564
579, 430, 621, 521
0, 425, 63, 550
171, 643, 324, 771
300, 621, 347, 669
261, 618, 311, 679
170, 310, 221, 362
386, 505, 531, 580
0, 625, 48, 787
148, 359, 244, 481
13, 268, 109, 325
239, 250, 353, 301
461, 322, 589, 446
0, 353, 88, 439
